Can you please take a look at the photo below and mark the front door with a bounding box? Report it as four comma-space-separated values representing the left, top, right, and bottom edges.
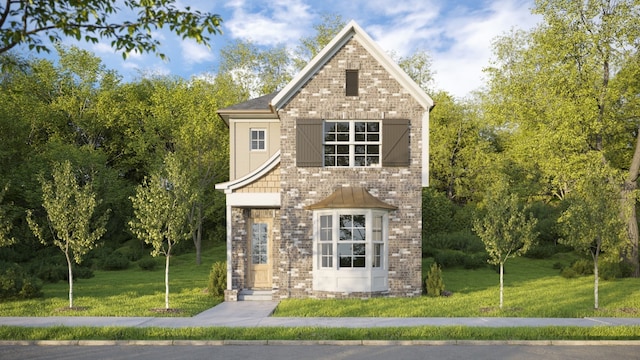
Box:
247, 219, 271, 289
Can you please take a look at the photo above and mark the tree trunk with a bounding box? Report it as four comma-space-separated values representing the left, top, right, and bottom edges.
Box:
499, 262, 504, 309
594, 258, 599, 310
623, 126, 640, 277
165, 254, 170, 310
195, 205, 202, 265
65, 251, 73, 308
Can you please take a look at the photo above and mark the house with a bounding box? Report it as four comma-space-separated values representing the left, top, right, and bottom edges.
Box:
215, 20, 434, 301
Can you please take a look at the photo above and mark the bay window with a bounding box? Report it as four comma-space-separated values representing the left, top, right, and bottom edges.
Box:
312, 209, 389, 293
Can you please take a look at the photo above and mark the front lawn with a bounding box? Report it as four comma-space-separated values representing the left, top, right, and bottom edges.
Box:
0, 243, 226, 317
274, 255, 640, 318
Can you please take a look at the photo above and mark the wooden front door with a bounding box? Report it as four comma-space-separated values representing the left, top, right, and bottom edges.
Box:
247, 219, 271, 289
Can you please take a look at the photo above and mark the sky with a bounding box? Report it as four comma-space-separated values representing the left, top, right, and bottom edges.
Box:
47, 0, 542, 99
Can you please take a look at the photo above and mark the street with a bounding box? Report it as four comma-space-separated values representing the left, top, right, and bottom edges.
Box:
2, 344, 639, 360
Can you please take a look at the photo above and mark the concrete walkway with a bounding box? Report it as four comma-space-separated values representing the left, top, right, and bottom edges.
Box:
2, 301, 640, 328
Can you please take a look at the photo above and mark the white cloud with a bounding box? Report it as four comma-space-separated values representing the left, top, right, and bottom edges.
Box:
180, 40, 215, 65
429, 0, 541, 97
224, 0, 313, 46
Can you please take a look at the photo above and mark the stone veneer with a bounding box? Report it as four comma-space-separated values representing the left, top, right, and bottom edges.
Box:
273, 37, 425, 299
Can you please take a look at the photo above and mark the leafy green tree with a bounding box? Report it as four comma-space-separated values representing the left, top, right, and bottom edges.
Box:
396, 50, 435, 94
484, 0, 640, 275
429, 92, 496, 202
218, 40, 292, 98
558, 161, 627, 309
26, 160, 108, 308
0, 0, 222, 58
473, 180, 537, 309
293, 14, 346, 70
0, 184, 14, 247
150, 78, 229, 264
129, 153, 192, 310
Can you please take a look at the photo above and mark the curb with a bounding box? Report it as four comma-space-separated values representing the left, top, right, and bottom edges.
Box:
2, 340, 640, 346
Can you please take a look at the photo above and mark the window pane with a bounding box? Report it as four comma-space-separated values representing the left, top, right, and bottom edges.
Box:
355, 145, 365, 154
324, 145, 335, 154
337, 145, 349, 154
337, 156, 349, 166
324, 156, 335, 166
337, 122, 349, 132
367, 156, 379, 166
367, 145, 379, 154
354, 156, 365, 167
324, 122, 336, 132
251, 223, 268, 264
353, 243, 365, 255
373, 243, 382, 268
337, 133, 349, 142
353, 256, 365, 267
367, 122, 380, 132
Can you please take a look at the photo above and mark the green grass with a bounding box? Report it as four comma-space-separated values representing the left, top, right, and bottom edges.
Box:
0, 243, 226, 317
1, 325, 640, 341
274, 254, 640, 318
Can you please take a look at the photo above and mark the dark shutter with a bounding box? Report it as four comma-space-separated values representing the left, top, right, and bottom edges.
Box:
346, 70, 359, 96
296, 119, 323, 167
382, 119, 410, 167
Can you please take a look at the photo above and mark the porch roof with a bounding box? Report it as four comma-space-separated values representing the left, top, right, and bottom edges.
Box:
305, 186, 397, 210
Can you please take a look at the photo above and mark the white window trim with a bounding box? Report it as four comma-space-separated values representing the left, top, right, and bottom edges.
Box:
250, 128, 267, 151
323, 120, 382, 168
312, 208, 389, 293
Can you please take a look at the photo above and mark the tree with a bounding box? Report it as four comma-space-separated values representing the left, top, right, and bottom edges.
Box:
0, 0, 222, 58
129, 152, 192, 310
150, 78, 229, 264
483, 0, 640, 275
0, 184, 14, 247
558, 161, 627, 309
293, 14, 346, 70
26, 160, 108, 308
473, 179, 537, 309
218, 39, 292, 98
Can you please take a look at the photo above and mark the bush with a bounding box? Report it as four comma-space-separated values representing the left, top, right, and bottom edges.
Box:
114, 245, 142, 262
0, 261, 43, 300
571, 259, 593, 276
208, 261, 226, 297
600, 261, 633, 280
463, 253, 488, 269
561, 267, 578, 278
425, 263, 445, 297
433, 249, 466, 268
429, 231, 484, 252
101, 251, 130, 271
138, 257, 158, 271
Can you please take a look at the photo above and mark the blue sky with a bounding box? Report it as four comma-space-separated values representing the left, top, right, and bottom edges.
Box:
46, 0, 541, 98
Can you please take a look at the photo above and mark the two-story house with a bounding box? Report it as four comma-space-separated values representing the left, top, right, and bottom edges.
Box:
215, 20, 434, 301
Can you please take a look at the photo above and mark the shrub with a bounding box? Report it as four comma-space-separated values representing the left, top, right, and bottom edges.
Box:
463, 253, 488, 269
600, 260, 633, 280
114, 245, 142, 262
0, 261, 43, 300
571, 259, 593, 276
101, 251, 130, 271
561, 267, 578, 278
138, 257, 157, 271
552, 262, 564, 270
208, 261, 226, 297
425, 262, 445, 297
429, 230, 484, 252
433, 249, 465, 268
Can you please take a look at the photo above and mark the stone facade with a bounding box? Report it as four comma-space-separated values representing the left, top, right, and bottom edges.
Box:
273, 38, 424, 299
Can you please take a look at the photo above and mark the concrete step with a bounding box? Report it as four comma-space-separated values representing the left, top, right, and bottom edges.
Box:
239, 290, 273, 301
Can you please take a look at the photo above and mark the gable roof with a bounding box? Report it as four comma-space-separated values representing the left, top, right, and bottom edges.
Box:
270, 20, 434, 112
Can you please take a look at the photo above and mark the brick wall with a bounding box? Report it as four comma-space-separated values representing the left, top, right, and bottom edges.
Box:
275, 37, 425, 299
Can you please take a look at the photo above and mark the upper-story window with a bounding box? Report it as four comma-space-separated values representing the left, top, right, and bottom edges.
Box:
250, 129, 266, 151
296, 118, 410, 168
323, 120, 380, 167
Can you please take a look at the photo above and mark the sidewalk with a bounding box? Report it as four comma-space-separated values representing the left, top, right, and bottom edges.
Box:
2, 301, 640, 328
